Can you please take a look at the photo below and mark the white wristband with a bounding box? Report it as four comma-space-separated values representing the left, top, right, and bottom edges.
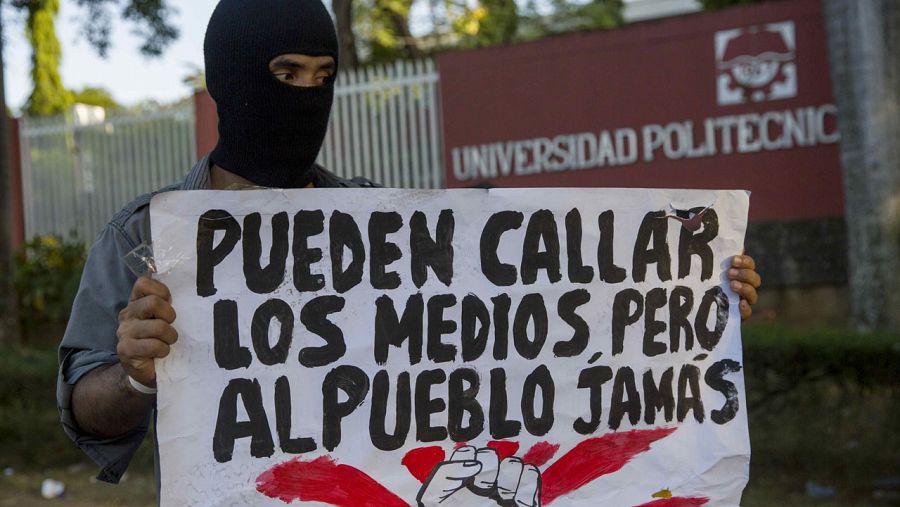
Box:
127, 375, 158, 395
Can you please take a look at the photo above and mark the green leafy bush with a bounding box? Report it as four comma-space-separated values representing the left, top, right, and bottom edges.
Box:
14, 236, 86, 343
743, 324, 900, 390
0, 344, 155, 472
0, 345, 75, 469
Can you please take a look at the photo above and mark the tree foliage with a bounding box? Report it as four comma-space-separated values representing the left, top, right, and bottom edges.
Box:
519, 0, 622, 40
19, 0, 72, 116
10, 0, 178, 116
452, 0, 519, 47
342, 0, 625, 66
71, 86, 120, 109
445, 0, 623, 49
70, 0, 179, 57
181, 64, 206, 92
355, 0, 423, 64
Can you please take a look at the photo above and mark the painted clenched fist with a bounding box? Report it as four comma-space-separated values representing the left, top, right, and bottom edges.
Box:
417, 446, 541, 507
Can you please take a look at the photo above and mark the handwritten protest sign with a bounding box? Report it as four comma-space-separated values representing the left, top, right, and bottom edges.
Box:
150, 188, 750, 507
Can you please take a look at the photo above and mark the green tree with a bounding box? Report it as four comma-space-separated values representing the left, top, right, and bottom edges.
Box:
445, 0, 518, 48
20, 0, 72, 116
343, 0, 625, 64
182, 64, 206, 92
0, 0, 178, 343
520, 0, 622, 40
446, 0, 622, 49
333, 0, 360, 69
72, 86, 120, 109
356, 0, 423, 63
12, 0, 178, 116
74, 0, 179, 58
474, 0, 518, 46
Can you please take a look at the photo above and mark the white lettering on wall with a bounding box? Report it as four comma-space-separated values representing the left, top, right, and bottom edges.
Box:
451, 104, 841, 182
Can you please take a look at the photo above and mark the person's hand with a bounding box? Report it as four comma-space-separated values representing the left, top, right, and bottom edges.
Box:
116, 276, 178, 387
417, 446, 541, 506
728, 254, 761, 321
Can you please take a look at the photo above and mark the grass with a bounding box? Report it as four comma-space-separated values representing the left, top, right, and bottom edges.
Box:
0, 343, 155, 506
743, 477, 896, 507
743, 378, 899, 506
741, 323, 900, 506
0, 324, 897, 505
0, 465, 155, 507
0, 346, 154, 473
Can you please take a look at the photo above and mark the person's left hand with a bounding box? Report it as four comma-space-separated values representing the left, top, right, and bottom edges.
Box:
728, 254, 761, 321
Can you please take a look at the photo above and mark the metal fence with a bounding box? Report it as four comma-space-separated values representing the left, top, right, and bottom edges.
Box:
18, 59, 444, 244
19, 107, 197, 244
321, 59, 444, 189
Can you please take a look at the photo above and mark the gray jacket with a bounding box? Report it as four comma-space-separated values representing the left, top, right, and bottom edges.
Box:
56, 154, 378, 483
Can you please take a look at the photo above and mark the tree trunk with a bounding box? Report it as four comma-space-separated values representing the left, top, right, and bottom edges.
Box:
0, 6, 21, 345
385, 8, 423, 59
332, 0, 360, 70
824, 0, 900, 332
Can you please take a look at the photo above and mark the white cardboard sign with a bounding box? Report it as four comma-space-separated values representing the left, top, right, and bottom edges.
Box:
150, 188, 751, 507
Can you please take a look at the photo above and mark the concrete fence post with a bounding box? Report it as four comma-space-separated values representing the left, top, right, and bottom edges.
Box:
824, 0, 900, 332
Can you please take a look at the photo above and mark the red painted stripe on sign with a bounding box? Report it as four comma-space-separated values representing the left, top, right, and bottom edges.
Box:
487, 440, 521, 460
633, 497, 709, 507
255, 456, 406, 507
402, 446, 446, 483
523, 441, 561, 467
541, 428, 677, 504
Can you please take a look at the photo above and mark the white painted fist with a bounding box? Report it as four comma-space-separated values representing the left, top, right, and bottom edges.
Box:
417, 446, 541, 507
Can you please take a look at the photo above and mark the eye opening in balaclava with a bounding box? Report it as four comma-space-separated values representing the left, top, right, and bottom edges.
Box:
267, 52, 338, 88
204, 0, 339, 189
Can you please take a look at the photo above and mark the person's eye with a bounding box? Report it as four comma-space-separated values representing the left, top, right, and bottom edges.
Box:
274, 72, 294, 82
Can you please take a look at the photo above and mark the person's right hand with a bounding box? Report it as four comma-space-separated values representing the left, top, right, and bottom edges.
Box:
116, 276, 178, 387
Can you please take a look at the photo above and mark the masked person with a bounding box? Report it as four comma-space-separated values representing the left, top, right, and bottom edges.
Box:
56, 0, 762, 490
55, 0, 378, 485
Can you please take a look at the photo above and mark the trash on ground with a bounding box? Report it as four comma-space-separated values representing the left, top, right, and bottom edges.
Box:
805, 480, 837, 498
874, 477, 900, 500
40, 478, 65, 499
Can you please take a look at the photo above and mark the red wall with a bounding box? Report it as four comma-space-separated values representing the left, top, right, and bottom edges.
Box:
8, 119, 25, 249
437, 0, 844, 222
194, 90, 219, 157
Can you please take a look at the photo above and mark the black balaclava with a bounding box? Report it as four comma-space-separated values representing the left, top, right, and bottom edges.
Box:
204, 0, 338, 188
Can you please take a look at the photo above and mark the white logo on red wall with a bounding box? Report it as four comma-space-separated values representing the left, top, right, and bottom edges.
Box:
715, 21, 797, 106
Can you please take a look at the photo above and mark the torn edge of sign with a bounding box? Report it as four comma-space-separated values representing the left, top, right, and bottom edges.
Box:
125, 241, 189, 278
664, 197, 717, 232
